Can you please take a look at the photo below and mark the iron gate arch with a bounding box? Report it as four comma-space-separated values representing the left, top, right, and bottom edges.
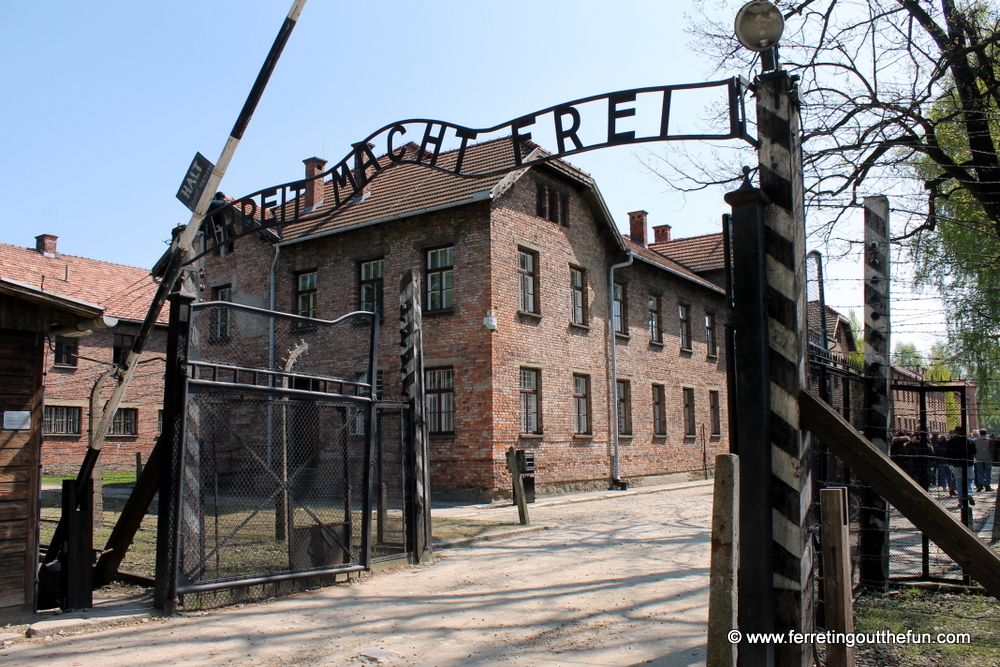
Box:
158, 295, 412, 601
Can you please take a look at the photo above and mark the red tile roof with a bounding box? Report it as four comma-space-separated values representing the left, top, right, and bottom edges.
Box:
278, 138, 604, 244
624, 238, 724, 293
0, 241, 165, 323
270, 137, 722, 296
650, 233, 725, 273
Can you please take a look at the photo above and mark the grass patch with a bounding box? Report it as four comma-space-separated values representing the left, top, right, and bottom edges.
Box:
854, 589, 1000, 666
41, 471, 138, 486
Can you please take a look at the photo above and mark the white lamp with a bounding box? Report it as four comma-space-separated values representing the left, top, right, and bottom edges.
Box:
734, 1, 784, 52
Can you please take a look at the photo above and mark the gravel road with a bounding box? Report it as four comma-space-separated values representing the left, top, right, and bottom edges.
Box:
4, 481, 714, 667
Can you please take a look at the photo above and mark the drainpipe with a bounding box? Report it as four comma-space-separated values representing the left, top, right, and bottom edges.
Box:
609, 250, 633, 486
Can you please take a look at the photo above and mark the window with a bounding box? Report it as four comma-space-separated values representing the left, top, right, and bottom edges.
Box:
616, 380, 632, 435
519, 368, 541, 434
613, 282, 627, 334
110, 408, 138, 436
683, 388, 696, 436
158, 409, 164, 435
214, 285, 233, 340
296, 271, 318, 318
570, 267, 586, 325
679, 303, 692, 350
54, 337, 78, 367
426, 246, 454, 310
360, 259, 384, 314
535, 182, 568, 225
426, 368, 455, 434
113, 334, 134, 366
43, 406, 81, 434
573, 374, 590, 434
705, 312, 718, 357
652, 384, 667, 436
518, 249, 538, 313
709, 390, 722, 436
648, 294, 662, 343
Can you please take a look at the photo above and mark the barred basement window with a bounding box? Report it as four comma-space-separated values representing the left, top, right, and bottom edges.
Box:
110, 408, 138, 436
43, 406, 81, 434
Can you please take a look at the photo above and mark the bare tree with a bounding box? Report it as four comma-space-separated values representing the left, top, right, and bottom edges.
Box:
649, 0, 1000, 244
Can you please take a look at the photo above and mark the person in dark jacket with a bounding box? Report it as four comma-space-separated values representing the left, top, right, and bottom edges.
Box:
945, 428, 976, 506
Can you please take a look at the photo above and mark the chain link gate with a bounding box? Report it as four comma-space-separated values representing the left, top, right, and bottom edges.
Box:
156, 295, 409, 606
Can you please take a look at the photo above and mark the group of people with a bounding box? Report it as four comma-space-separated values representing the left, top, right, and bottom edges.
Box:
889, 428, 996, 506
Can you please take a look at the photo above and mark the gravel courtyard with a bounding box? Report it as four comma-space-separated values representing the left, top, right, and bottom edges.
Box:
4, 481, 714, 667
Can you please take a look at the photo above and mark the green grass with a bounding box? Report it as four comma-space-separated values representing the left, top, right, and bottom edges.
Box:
41, 471, 138, 486
854, 589, 1000, 666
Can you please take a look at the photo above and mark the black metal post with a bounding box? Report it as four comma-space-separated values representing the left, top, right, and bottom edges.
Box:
360, 310, 380, 569
861, 196, 891, 592
61, 478, 92, 611
726, 173, 774, 667
154, 291, 195, 612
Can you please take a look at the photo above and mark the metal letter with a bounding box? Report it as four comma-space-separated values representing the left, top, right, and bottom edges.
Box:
608, 92, 637, 144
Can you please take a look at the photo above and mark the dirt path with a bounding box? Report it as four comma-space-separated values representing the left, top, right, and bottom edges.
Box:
5, 482, 713, 666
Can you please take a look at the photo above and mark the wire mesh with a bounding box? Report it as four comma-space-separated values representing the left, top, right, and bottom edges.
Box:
806, 306, 993, 593
164, 302, 410, 592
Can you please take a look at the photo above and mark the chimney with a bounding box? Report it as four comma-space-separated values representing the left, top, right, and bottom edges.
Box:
35, 234, 58, 256
628, 210, 648, 246
653, 224, 672, 244
302, 157, 328, 209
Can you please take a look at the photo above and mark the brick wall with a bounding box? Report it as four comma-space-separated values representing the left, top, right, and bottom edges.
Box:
41, 324, 167, 475
488, 170, 729, 495
200, 163, 729, 499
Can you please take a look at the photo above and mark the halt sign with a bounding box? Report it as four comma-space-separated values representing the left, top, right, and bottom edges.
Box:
176, 152, 215, 212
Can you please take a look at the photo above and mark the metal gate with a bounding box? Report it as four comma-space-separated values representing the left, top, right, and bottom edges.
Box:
157, 295, 409, 603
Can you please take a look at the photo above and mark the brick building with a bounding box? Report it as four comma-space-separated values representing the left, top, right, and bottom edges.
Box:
201, 139, 730, 499
0, 235, 167, 476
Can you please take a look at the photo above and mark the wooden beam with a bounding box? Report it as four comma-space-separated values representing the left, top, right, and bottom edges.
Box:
800, 390, 1000, 599
707, 453, 739, 667
820, 487, 854, 667
93, 434, 164, 586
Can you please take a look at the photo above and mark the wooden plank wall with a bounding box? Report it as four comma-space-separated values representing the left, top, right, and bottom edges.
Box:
0, 329, 42, 620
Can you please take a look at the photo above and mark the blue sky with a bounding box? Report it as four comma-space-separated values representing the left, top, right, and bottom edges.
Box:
0, 0, 944, 350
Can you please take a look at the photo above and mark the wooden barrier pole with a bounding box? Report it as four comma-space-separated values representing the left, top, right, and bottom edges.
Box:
820, 487, 854, 667
707, 454, 739, 667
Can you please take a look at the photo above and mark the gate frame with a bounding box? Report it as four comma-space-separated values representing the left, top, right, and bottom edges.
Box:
154, 292, 386, 611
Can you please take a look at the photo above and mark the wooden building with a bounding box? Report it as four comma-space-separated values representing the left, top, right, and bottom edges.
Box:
0, 277, 115, 620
